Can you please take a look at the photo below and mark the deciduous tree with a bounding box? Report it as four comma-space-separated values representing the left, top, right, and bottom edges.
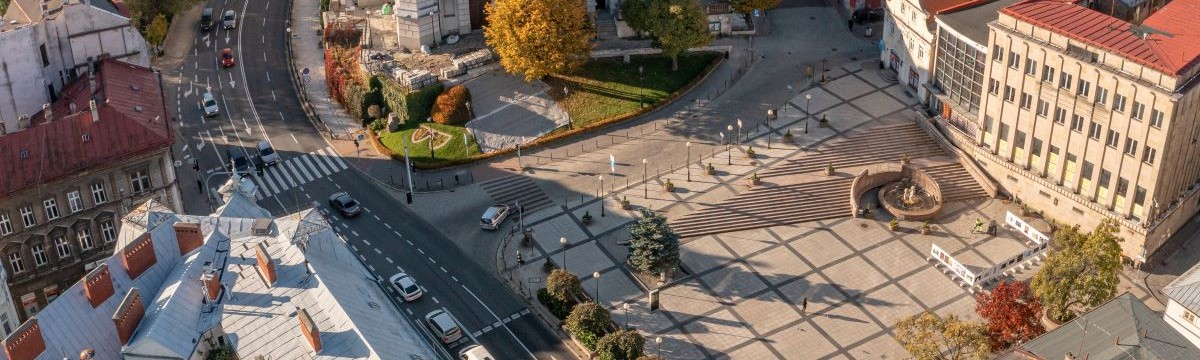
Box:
620, 0, 711, 71
566, 302, 611, 338
145, 13, 169, 51
894, 311, 989, 360
975, 281, 1045, 350
1030, 219, 1123, 322
546, 268, 582, 304
732, 0, 781, 15
483, 0, 593, 81
596, 329, 646, 360
627, 209, 680, 275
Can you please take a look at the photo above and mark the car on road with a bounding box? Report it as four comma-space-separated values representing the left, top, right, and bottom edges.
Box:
222, 10, 237, 29
480, 205, 509, 230
458, 345, 495, 360
424, 309, 463, 344
388, 273, 423, 301
202, 92, 219, 117
327, 192, 362, 217
226, 147, 250, 174
220, 48, 235, 68
200, 8, 214, 31
256, 140, 280, 166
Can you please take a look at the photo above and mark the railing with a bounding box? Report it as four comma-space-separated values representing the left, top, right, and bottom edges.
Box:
912, 111, 999, 198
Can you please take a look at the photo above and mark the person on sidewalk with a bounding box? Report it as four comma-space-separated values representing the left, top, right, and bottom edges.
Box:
801, 297, 808, 314
516, 251, 525, 265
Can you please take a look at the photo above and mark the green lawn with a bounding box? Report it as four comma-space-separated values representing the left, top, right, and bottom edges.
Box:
376, 122, 482, 165
546, 52, 720, 128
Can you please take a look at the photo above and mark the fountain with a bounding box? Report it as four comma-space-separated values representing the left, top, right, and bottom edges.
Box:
878, 177, 941, 220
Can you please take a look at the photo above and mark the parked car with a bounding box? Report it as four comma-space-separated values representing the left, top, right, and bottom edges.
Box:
220, 48, 235, 68
327, 192, 362, 217
458, 345, 495, 360
480, 205, 509, 230
256, 140, 280, 166
388, 273, 423, 302
200, 8, 214, 31
222, 10, 237, 29
202, 92, 219, 117
424, 309, 463, 344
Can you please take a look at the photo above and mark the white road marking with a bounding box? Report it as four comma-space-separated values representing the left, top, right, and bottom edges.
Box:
396, 266, 404, 271
384, 223, 393, 229
417, 249, 425, 255
393, 231, 402, 237
374, 248, 382, 254
373, 215, 381, 221
358, 254, 366, 261
462, 286, 536, 358
440, 266, 447, 273
290, 134, 299, 144
352, 230, 360, 237
277, 161, 298, 187
430, 258, 437, 264
406, 240, 414, 246
386, 257, 394, 263
406, 308, 414, 315
432, 297, 440, 304
452, 276, 459, 282
368, 264, 375, 272
340, 223, 349, 229
350, 245, 358, 251
308, 153, 333, 175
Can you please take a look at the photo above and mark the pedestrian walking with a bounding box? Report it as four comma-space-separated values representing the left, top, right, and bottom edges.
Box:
801, 297, 808, 314
973, 218, 985, 233
516, 251, 525, 265
353, 139, 360, 149
196, 179, 203, 192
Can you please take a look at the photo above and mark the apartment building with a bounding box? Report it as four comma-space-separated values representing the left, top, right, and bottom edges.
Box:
930, 0, 1018, 138
0, 0, 149, 134
882, 0, 977, 104
0, 58, 178, 322
970, 0, 1200, 261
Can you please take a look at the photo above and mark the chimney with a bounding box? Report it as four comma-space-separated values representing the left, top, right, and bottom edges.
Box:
83, 264, 114, 308
122, 234, 157, 280
174, 222, 203, 255
255, 242, 276, 286
2, 319, 45, 360
89, 100, 98, 122
41, 104, 50, 122
112, 288, 145, 345
297, 308, 322, 352
40, 0, 48, 16
200, 268, 220, 302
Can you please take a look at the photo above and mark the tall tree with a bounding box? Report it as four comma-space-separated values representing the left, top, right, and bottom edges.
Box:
894, 312, 990, 360
732, 0, 781, 15
1030, 219, 1123, 322
595, 329, 646, 360
145, 13, 169, 52
627, 209, 680, 275
620, 0, 711, 71
483, 0, 593, 81
975, 281, 1045, 350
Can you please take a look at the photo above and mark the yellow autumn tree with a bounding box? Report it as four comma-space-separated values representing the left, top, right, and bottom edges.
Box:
483, 0, 593, 82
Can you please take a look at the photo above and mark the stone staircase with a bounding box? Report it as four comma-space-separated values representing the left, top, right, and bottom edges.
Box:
595, 10, 619, 40
673, 178, 853, 238
478, 175, 554, 213
761, 123, 944, 179
922, 164, 989, 202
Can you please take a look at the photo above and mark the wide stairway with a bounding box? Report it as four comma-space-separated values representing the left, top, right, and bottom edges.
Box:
595, 10, 619, 40
922, 164, 989, 202
672, 178, 853, 238
760, 123, 945, 179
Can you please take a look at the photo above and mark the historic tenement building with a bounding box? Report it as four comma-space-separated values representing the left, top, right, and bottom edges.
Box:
0, 58, 178, 321
959, 0, 1200, 262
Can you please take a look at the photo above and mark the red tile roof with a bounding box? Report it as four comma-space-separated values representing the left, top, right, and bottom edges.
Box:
0, 59, 172, 197
921, 0, 979, 15
1001, 0, 1200, 76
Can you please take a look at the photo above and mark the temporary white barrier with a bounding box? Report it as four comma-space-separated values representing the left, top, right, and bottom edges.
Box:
1005, 211, 1049, 245
972, 212, 1052, 285
931, 244, 977, 286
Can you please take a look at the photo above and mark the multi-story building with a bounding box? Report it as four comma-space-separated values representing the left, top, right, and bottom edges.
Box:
1163, 262, 1200, 347
0, 58, 177, 322
0, 0, 149, 134
882, 0, 977, 105
930, 0, 1018, 137
392, 0, 473, 50
963, 0, 1200, 261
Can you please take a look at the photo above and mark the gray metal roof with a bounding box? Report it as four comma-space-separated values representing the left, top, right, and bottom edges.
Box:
1163, 263, 1200, 313
1020, 293, 1200, 360
936, 0, 1020, 45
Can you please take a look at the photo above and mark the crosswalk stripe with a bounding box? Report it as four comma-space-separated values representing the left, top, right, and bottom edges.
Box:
260, 170, 281, 194
299, 155, 322, 178
276, 161, 298, 187
326, 147, 349, 170
254, 191, 264, 200
308, 153, 332, 175
286, 160, 312, 184
313, 149, 340, 172
267, 169, 290, 192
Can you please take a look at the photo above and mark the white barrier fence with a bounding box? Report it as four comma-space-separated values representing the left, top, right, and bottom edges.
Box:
930, 244, 977, 286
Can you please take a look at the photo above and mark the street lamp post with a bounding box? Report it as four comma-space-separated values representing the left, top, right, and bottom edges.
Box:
623, 302, 631, 328
726, 125, 733, 165
560, 237, 568, 271
642, 159, 648, 199
805, 94, 812, 134
599, 175, 605, 217
638, 65, 645, 108
736, 119, 743, 146
685, 141, 692, 182
593, 271, 602, 304
656, 336, 663, 356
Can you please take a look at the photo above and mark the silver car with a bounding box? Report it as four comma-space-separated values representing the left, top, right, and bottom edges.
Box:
424, 309, 463, 344
257, 140, 280, 166
222, 10, 237, 29
202, 92, 219, 117
389, 272, 423, 302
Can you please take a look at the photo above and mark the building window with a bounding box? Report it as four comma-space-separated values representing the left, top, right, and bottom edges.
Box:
988, 79, 1000, 95
1058, 72, 1073, 90
77, 227, 94, 251
1008, 52, 1020, 69
1041, 65, 1055, 83
1015, 131, 1027, 149
90, 182, 107, 204
1184, 310, 1196, 324
19, 206, 35, 228
1053, 107, 1067, 124
984, 116, 994, 134
1071, 115, 1084, 132
1004, 86, 1016, 102
1123, 138, 1138, 156
1131, 102, 1146, 120
993, 46, 1004, 62
1143, 146, 1157, 165
1116, 177, 1130, 198
7, 253, 22, 273
130, 171, 151, 194
1106, 130, 1120, 148
1077, 79, 1091, 97
0, 214, 11, 236
1095, 87, 1109, 105
1036, 99, 1049, 117
100, 221, 116, 243
39, 44, 49, 67
31, 244, 47, 267
53, 237, 70, 258
21, 294, 37, 319
1113, 94, 1127, 112
67, 191, 83, 213
43, 198, 59, 221
1088, 122, 1102, 139
999, 123, 1010, 139
1031, 138, 1043, 155
1025, 58, 1037, 75
1019, 93, 1033, 109
1150, 109, 1165, 128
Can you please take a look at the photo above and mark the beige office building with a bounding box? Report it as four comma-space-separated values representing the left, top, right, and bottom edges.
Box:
955, 0, 1200, 262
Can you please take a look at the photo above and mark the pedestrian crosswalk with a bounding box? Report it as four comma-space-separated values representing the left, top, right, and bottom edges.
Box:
250, 146, 349, 199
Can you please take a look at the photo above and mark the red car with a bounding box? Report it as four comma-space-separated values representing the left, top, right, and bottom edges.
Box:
220, 48, 235, 68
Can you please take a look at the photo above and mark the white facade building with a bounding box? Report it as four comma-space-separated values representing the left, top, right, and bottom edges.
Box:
1163, 263, 1200, 347
392, 0, 472, 51
0, 267, 16, 338
882, 0, 974, 104
0, 0, 148, 134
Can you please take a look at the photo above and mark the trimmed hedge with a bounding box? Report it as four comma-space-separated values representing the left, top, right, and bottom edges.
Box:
380, 78, 444, 124
537, 288, 572, 319
432, 85, 473, 125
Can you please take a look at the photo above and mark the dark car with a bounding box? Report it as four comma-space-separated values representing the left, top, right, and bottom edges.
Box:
328, 192, 362, 217
200, 8, 214, 31
220, 48, 235, 68
226, 147, 249, 174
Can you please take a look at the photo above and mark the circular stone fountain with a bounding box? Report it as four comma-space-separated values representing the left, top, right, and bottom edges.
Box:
878, 178, 942, 221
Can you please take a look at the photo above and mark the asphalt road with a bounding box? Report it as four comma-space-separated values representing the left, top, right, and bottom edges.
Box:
163, 0, 573, 358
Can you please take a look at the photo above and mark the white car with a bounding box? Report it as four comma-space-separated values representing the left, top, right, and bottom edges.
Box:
257, 140, 280, 166
388, 272, 422, 301
459, 345, 495, 360
202, 92, 219, 117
